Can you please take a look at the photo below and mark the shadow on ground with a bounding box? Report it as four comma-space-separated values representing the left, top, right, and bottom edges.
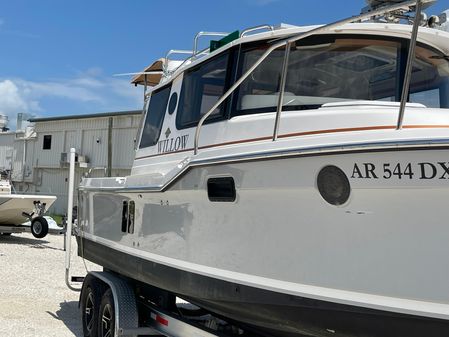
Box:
0, 234, 50, 246
0, 234, 64, 251
47, 301, 82, 337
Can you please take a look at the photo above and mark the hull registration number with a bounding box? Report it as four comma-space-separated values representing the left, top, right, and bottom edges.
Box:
351, 162, 449, 180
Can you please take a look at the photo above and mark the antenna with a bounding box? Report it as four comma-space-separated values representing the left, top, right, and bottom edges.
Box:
361, 0, 436, 23
113, 71, 163, 77
362, 0, 436, 12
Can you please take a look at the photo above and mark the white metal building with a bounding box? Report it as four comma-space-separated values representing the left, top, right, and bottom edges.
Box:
11, 110, 142, 214
0, 132, 15, 173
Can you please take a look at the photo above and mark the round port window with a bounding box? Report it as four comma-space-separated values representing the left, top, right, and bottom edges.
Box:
168, 92, 178, 115
317, 165, 350, 205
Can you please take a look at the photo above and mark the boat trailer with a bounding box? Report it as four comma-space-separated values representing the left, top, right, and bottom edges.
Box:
0, 201, 64, 239
77, 271, 247, 337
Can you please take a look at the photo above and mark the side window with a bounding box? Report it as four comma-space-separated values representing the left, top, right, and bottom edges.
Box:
139, 85, 171, 149
409, 45, 449, 108
233, 37, 403, 116
177, 51, 230, 129
233, 42, 285, 116
232, 36, 449, 114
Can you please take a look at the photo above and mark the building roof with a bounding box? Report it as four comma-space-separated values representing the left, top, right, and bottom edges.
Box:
28, 110, 142, 123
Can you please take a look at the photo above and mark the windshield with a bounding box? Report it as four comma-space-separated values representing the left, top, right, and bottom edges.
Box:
233, 35, 449, 115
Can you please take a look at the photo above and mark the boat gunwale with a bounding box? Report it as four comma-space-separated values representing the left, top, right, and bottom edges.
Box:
79, 137, 449, 193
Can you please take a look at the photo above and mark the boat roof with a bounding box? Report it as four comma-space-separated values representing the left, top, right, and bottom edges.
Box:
28, 110, 141, 123
140, 22, 449, 93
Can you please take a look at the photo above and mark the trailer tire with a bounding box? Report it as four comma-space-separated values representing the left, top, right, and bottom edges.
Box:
31, 217, 49, 238
81, 278, 107, 337
98, 289, 115, 337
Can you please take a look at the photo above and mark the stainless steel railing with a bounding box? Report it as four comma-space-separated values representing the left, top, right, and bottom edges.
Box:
240, 25, 274, 38
397, 0, 423, 129
193, 0, 428, 155
193, 32, 229, 59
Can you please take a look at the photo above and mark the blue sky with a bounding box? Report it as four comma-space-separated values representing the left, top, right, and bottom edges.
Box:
0, 0, 448, 129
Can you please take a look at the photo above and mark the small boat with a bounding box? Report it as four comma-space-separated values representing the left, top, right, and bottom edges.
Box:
76, 1, 449, 336
0, 178, 56, 238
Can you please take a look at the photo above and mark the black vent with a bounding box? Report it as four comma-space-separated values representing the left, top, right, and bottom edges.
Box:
207, 177, 236, 202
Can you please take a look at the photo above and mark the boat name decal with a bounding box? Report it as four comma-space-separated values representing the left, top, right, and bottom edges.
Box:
350, 162, 449, 180
157, 134, 189, 154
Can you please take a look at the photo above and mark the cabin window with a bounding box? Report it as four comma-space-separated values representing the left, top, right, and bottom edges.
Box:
233, 42, 285, 115
177, 51, 231, 129
232, 35, 449, 115
139, 85, 171, 149
43, 135, 52, 150
283, 37, 403, 109
409, 45, 449, 108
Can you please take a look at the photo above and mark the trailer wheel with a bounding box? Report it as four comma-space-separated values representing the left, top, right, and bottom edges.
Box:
81, 278, 106, 337
31, 217, 49, 238
98, 289, 115, 337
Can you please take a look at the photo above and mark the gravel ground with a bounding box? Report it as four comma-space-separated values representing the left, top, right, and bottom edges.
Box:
0, 231, 99, 337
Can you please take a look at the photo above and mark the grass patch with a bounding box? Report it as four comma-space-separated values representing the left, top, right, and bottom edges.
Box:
48, 214, 64, 226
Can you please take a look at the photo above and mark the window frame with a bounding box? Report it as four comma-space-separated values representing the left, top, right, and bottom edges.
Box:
138, 84, 172, 149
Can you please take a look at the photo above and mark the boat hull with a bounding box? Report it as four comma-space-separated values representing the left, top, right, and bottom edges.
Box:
78, 147, 449, 336
78, 237, 449, 337
0, 194, 57, 225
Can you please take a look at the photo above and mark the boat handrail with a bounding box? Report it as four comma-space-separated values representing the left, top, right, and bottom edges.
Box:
192, 32, 230, 59
163, 49, 196, 75
164, 47, 210, 77
167, 27, 273, 77
397, 0, 423, 129
193, 0, 428, 155
240, 25, 274, 38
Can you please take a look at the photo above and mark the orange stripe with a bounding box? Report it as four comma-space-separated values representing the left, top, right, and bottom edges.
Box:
403, 125, 449, 129
135, 124, 449, 160
277, 125, 396, 139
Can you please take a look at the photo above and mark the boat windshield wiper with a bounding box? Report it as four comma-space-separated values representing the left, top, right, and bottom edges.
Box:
283, 104, 322, 111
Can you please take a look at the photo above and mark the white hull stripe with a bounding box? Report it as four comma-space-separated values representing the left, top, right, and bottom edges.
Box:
81, 232, 449, 320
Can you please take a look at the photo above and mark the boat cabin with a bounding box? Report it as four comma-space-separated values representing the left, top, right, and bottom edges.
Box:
133, 22, 449, 175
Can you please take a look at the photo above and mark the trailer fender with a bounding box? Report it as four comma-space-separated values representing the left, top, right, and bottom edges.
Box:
87, 271, 139, 337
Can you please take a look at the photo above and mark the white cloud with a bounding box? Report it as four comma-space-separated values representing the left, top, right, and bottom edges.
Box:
0, 70, 143, 129
0, 80, 30, 116
16, 78, 104, 103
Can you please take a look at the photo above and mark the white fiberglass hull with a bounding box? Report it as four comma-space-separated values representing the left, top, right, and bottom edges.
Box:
0, 194, 56, 226
79, 146, 449, 336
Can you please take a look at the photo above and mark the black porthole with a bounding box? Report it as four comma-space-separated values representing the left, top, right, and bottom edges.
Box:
207, 177, 236, 202
168, 92, 178, 115
317, 165, 350, 206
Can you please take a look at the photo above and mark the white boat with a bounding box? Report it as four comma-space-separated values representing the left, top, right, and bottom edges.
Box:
75, 1, 449, 336
0, 179, 56, 238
